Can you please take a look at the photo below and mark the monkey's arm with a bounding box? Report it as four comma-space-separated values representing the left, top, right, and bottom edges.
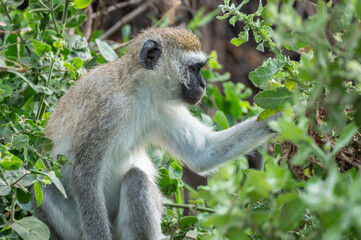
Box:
160, 107, 277, 172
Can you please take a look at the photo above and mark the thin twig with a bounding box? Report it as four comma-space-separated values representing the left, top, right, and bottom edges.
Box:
83, 4, 93, 40
0, 66, 27, 72
1, 168, 9, 185
14, 183, 28, 193
50, 0, 59, 34
163, 203, 216, 213
10, 188, 17, 224
0, 27, 32, 34
36, 50, 60, 120
60, 0, 70, 35
99, 1, 152, 40
10, 171, 30, 186
310, 156, 328, 171
185, 235, 198, 240
2, 57, 22, 67
90, 0, 137, 19
154, 0, 181, 27
112, 41, 129, 50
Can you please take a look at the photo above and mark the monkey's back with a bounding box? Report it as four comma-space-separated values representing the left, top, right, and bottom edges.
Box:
45, 57, 135, 160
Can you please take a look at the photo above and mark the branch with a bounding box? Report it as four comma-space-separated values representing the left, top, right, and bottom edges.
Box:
91, 0, 138, 19
99, 1, 152, 40
163, 203, 216, 213
0, 66, 28, 72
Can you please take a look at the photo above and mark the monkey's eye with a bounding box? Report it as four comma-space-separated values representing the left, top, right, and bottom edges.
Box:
188, 65, 196, 73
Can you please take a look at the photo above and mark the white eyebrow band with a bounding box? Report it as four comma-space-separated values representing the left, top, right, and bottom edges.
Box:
183, 51, 208, 65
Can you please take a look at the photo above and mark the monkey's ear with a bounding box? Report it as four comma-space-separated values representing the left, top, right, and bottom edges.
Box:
139, 39, 162, 70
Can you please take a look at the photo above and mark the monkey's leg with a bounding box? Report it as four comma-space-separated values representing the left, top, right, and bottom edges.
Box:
115, 168, 163, 240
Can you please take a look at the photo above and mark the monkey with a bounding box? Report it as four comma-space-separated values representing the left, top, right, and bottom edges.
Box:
34, 27, 280, 240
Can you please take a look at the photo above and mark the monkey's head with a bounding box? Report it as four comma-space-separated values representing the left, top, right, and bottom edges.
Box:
129, 28, 207, 105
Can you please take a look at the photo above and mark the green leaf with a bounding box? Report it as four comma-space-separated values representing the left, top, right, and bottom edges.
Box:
31, 40, 52, 57
31, 170, 67, 198
7, 0, 24, 7
35, 159, 46, 171
231, 31, 249, 46
11, 216, 50, 240
249, 59, 285, 87
5, 34, 23, 57
34, 181, 43, 208
13, 134, 29, 150
121, 24, 131, 42
178, 216, 198, 232
95, 39, 118, 62
257, 109, 278, 121
158, 168, 178, 196
277, 119, 305, 144
73, 58, 83, 69
0, 85, 12, 98
213, 110, 229, 129
355, 0, 361, 19
74, 0, 92, 9
332, 122, 358, 155
34, 137, 53, 152
254, 87, 292, 110
274, 143, 282, 157
196, 8, 220, 27
0, 160, 23, 170
66, 14, 87, 28
63, 62, 74, 71
226, 228, 249, 240
0, 178, 11, 196
291, 144, 312, 165
169, 161, 183, 179
208, 50, 222, 69
279, 198, 307, 231
4, 168, 27, 183
229, 16, 238, 26
329, 2, 353, 33
256, 43, 264, 52
16, 188, 31, 204
7, 70, 41, 93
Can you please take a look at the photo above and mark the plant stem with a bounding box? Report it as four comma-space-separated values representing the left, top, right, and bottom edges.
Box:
285, 67, 309, 93
36, 50, 59, 121
10, 188, 17, 224
60, 0, 70, 35
1, 168, 9, 185
0, 0, 31, 55
50, 0, 59, 34
163, 203, 216, 213
10, 171, 30, 186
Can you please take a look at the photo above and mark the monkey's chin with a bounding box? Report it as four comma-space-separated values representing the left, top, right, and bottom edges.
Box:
182, 94, 204, 105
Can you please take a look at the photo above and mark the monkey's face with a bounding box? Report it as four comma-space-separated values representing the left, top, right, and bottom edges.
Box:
180, 61, 206, 105
138, 38, 207, 105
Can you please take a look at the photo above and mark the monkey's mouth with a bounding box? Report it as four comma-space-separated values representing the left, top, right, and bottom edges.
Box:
181, 85, 205, 105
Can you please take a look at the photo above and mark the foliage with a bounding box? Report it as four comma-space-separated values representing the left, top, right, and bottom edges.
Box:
0, 0, 92, 239
1, 0, 361, 240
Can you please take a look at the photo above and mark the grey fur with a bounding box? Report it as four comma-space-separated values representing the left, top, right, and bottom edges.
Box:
115, 168, 162, 240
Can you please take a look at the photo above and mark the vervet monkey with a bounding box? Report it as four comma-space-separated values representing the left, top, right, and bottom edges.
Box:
36, 27, 279, 240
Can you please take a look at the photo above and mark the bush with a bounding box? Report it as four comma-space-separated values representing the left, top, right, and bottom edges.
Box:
1, 0, 361, 240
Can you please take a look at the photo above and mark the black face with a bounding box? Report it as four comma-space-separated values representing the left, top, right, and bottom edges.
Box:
181, 63, 206, 105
